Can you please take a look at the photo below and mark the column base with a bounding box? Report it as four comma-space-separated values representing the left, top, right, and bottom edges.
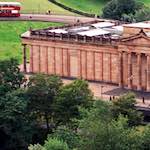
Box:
146, 88, 150, 92
137, 86, 142, 91
119, 83, 123, 88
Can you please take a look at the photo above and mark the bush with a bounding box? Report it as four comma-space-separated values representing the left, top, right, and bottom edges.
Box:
44, 137, 69, 150
51, 126, 80, 149
28, 138, 69, 150
28, 144, 45, 150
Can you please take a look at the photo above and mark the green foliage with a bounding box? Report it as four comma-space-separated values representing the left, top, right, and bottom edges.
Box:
28, 137, 69, 150
44, 137, 69, 150
134, 6, 150, 22
78, 99, 150, 150
112, 93, 143, 126
54, 79, 93, 127
27, 74, 63, 131
28, 144, 45, 150
0, 89, 35, 150
102, 0, 144, 21
141, 125, 150, 150
51, 126, 80, 149
0, 58, 24, 96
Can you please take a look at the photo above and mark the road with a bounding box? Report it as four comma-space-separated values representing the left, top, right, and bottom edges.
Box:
0, 14, 97, 24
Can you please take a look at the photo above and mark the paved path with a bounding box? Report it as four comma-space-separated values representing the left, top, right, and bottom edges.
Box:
0, 14, 97, 24
63, 78, 150, 108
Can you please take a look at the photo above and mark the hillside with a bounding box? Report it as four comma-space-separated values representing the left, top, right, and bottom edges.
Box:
57, 0, 150, 15
0, 0, 149, 15
0, 21, 63, 62
0, 0, 72, 15
56, 0, 106, 14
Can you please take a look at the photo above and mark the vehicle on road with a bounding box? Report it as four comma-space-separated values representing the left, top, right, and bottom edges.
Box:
0, 2, 21, 17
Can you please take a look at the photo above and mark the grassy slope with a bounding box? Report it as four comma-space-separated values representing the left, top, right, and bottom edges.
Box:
0, 21, 63, 62
57, 0, 150, 15
0, 0, 149, 15
0, 0, 72, 15
57, 0, 106, 14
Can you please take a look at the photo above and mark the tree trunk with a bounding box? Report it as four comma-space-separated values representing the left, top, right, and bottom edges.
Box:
45, 112, 49, 132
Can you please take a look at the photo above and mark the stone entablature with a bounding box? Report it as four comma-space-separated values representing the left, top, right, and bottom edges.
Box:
21, 21, 150, 92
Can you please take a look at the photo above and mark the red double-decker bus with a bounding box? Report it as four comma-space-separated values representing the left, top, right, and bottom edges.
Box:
0, 2, 21, 17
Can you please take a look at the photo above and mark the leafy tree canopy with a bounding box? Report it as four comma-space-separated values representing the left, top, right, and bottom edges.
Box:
0, 58, 25, 96
54, 79, 93, 127
112, 93, 143, 126
102, 0, 145, 22
26, 74, 63, 132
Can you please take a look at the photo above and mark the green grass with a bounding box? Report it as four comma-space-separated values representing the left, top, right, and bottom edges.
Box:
0, 21, 63, 63
57, 0, 106, 14
0, 0, 72, 15
0, 0, 149, 15
57, 0, 150, 15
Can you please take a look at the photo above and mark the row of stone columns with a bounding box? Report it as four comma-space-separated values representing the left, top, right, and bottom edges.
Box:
78, 50, 102, 81
22, 44, 150, 92
119, 51, 150, 92
23, 44, 71, 77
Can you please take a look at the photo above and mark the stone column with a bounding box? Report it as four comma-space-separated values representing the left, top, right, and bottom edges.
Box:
67, 49, 70, 76
46, 46, 48, 74
127, 52, 132, 89
22, 44, 27, 73
118, 52, 123, 87
78, 50, 82, 78
93, 52, 95, 80
137, 53, 142, 90
53, 47, 56, 74
146, 55, 150, 92
110, 53, 112, 82
29, 45, 33, 73
85, 51, 87, 79
61, 48, 64, 76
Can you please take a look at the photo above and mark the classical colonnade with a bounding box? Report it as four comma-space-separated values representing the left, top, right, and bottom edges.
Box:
22, 44, 118, 83
119, 51, 150, 91
22, 44, 150, 92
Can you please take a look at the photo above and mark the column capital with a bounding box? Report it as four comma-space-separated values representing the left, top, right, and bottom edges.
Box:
145, 54, 150, 57
118, 51, 123, 54
135, 52, 141, 56
22, 43, 27, 46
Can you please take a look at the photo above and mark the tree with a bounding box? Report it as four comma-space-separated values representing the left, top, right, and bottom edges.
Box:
111, 93, 143, 126
141, 125, 150, 150
44, 137, 69, 150
26, 74, 63, 132
0, 58, 25, 96
102, 0, 144, 21
0, 89, 36, 150
51, 126, 80, 149
134, 6, 150, 22
54, 79, 93, 127
78, 100, 150, 150
28, 137, 69, 150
